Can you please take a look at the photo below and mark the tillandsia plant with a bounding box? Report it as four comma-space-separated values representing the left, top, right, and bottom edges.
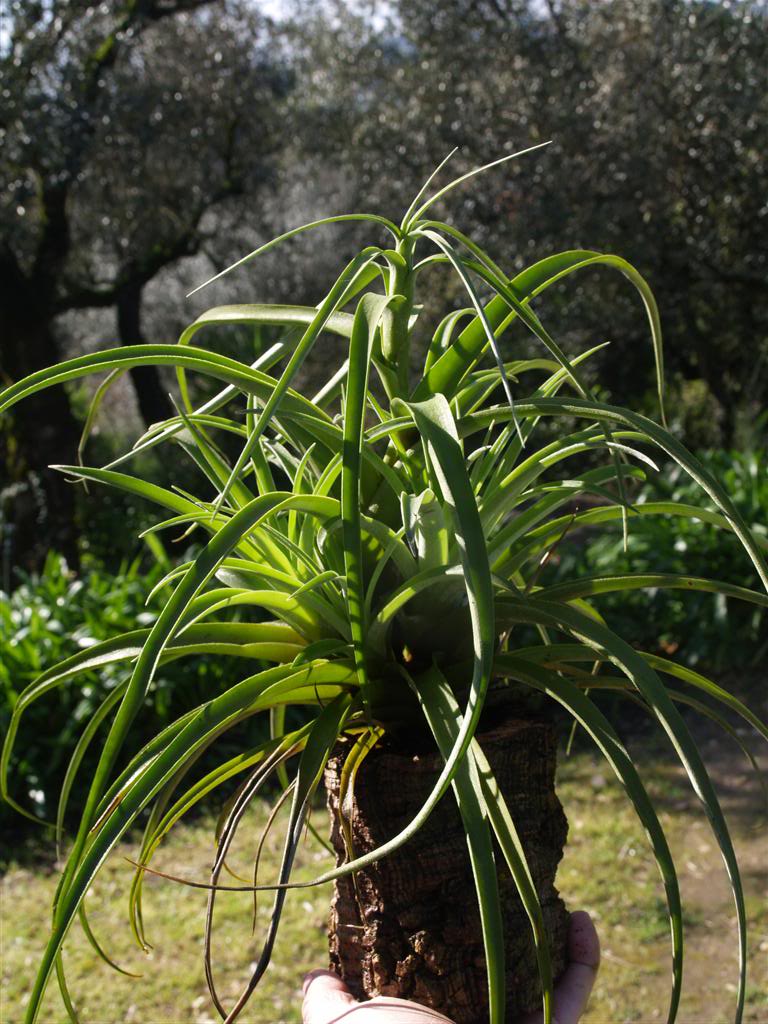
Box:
3, 147, 768, 1024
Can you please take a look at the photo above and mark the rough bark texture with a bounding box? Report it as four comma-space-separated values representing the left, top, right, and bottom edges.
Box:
324, 710, 569, 1023
1, 294, 82, 572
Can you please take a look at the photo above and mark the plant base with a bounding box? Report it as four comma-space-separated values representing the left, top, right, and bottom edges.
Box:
324, 709, 569, 1023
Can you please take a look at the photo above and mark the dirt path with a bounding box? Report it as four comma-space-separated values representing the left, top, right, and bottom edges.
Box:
558, 706, 768, 1023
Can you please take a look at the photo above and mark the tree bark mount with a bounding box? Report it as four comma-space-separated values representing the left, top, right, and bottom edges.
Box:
324, 708, 569, 1023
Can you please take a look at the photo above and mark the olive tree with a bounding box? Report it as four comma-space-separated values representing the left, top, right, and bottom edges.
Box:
0, 0, 286, 567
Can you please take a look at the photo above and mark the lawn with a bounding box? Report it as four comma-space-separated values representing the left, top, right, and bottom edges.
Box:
2, 732, 766, 1023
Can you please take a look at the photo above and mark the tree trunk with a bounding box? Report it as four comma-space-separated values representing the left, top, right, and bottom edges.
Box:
117, 281, 174, 428
1, 303, 81, 573
324, 705, 569, 1023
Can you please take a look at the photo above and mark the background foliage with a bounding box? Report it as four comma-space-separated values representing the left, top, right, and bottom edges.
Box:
1, 0, 766, 575
548, 445, 768, 671
1, 0, 766, 850
0, 551, 258, 834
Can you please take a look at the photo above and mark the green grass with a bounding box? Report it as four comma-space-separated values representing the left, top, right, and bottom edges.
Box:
2, 740, 766, 1024
1, 803, 333, 1024
556, 741, 768, 1024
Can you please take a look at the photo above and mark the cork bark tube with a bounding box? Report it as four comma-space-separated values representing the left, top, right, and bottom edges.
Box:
323, 711, 569, 1023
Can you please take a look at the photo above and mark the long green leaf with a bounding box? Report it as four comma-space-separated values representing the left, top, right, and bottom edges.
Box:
460, 397, 768, 593
214, 248, 384, 509
497, 595, 747, 1023
187, 215, 398, 296
22, 658, 356, 1024
214, 694, 353, 1023
536, 573, 768, 610
414, 667, 507, 1024
494, 652, 683, 1024
341, 293, 401, 702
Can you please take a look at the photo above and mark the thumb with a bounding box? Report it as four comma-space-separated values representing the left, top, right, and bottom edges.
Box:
302, 969, 357, 1024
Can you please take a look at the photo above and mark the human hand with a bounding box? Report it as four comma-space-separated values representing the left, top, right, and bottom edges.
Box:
302, 971, 454, 1023
302, 910, 599, 1024
519, 911, 600, 1024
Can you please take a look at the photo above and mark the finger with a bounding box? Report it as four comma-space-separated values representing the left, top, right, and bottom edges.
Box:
567, 910, 601, 969
302, 969, 357, 1024
552, 911, 600, 1024
519, 911, 600, 1024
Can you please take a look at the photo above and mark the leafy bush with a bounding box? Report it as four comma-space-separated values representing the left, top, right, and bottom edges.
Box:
549, 448, 768, 670
0, 552, 258, 835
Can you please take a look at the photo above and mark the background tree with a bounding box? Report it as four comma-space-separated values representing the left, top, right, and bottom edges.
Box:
286, 0, 767, 437
0, 0, 286, 569
2, 0, 766, 573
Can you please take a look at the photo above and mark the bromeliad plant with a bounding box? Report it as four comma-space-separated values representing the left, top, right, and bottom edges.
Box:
2, 149, 768, 1024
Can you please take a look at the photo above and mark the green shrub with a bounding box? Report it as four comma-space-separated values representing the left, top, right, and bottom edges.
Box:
0, 552, 260, 835
549, 449, 768, 670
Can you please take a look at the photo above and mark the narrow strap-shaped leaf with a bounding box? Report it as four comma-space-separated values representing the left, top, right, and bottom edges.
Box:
1, 632, 146, 822
413, 240, 635, 539
288, 442, 317, 545
205, 742, 311, 1013
2, 616, 308, 823
424, 307, 475, 374
311, 358, 350, 408
468, 344, 610, 497
21, 660, 356, 1024
178, 304, 355, 346
216, 694, 353, 1023
415, 228, 522, 439
400, 146, 459, 229
0, 343, 331, 429
460, 397, 768, 593
187, 214, 399, 296
644, 655, 768, 743
171, 398, 259, 513
535, 573, 768, 610
405, 142, 551, 227
585, 679, 768, 818
500, 504, 768, 579
481, 440, 647, 537
414, 666, 507, 1024
516, 250, 665, 423
363, 526, 408, 624
487, 467, 641, 569
78, 903, 139, 979
56, 683, 128, 854
518, 643, 768, 744
336, 725, 384, 865
497, 596, 747, 1023
215, 248, 384, 511
417, 248, 661, 415
342, 293, 401, 700
105, 341, 289, 472
250, 782, 297, 930
452, 255, 637, 531
77, 368, 125, 479
54, 955, 80, 1024
129, 723, 318, 952
182, 585, 335, 640
495, 652, 683, 1024
55, 493, 336, 916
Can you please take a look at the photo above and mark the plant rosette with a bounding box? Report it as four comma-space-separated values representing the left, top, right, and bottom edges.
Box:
2, 148, 767, 1024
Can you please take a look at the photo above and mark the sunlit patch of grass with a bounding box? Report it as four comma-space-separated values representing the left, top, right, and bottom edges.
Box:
2, 745, 766, 1023
1, 805, 332, 1023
